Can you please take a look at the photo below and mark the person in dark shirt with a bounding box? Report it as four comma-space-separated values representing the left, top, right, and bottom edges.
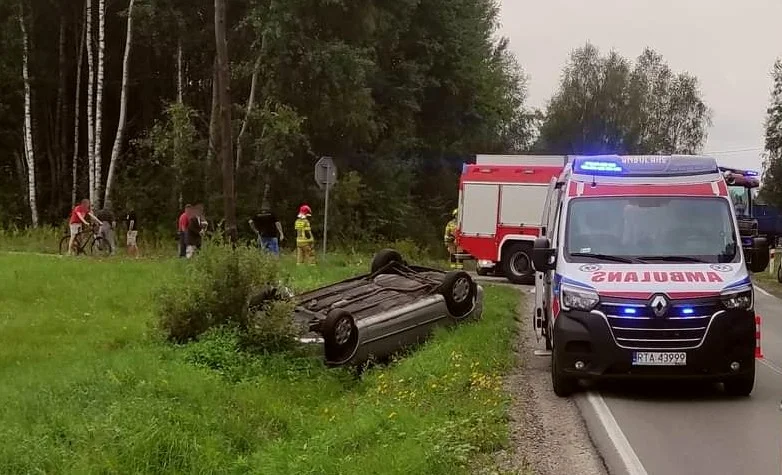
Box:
248, 206, 284, 256
125, 209, 139, 258
95, 207, 117, 255
186, 203, 206, 258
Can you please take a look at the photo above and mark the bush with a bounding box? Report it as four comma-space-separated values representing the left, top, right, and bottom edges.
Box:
155, 240, 289, 343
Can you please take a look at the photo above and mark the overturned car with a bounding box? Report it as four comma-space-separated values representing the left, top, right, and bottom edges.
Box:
253, 249, 485, 367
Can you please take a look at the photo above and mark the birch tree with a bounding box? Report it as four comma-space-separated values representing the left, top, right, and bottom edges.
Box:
93, 0, 106, 206
19, 4, 38, 226
86, 0, 96, 204
72, 3, 87, 205
235, 56, 260, 172
104, 0, 136, 207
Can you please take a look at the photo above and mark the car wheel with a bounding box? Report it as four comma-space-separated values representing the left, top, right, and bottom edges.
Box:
440, 270, 477, 318
723, 365, 755, 397
321, 309, 359, 365
502, 242, 534, 285
551, 345, 578, 397
371, 249, 405, 274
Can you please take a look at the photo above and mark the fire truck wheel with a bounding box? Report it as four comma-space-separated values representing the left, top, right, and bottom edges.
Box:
502, 242, 534, 285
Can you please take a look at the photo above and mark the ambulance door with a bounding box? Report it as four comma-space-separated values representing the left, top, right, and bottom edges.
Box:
534, 177, 558, 340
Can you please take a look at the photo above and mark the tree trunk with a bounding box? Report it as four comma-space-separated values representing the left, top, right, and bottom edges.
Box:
86, 0, 95, 204
93, 0, 106, 207
214, 0, 236, 242
104, 0, 135, 208
208, 57, 219, 162
20, 7, 39, 227
177, 38, 184, 104
72, 2, 87, 205
54, 20, 66, 210
235, 56, 260, 173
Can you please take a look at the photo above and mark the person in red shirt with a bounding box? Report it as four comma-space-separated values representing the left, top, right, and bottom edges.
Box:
177, 204, 192, 258
68, 199, 101, 256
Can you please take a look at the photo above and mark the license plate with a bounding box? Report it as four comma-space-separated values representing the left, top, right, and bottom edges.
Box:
632, 352, 687, 366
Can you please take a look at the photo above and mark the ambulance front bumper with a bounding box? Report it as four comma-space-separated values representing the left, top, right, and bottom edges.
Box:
552, 308, 756, 380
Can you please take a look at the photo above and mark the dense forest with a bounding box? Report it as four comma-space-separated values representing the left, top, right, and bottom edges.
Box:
0, 0, 716, 249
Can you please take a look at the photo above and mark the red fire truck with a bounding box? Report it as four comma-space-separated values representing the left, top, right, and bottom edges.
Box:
455, 155, 569, 284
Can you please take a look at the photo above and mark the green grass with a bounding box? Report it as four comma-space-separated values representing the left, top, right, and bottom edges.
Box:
0, 253, 522, 474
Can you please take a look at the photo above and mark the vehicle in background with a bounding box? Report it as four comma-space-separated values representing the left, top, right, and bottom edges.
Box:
720, 166, 770, 273
533, 155, 757, 397
454, 155, 568, 284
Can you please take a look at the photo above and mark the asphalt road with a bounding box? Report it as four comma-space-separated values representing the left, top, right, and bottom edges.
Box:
574, 285, 782, 475
476, 273, 782, 475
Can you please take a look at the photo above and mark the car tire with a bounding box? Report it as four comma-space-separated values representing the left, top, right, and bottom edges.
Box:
723, 365, 755, 397
371, 249, 405, 274
501, 242, 534, 285
551, 346, 578, 397
439, 270, 477, 318
321, 309, 359, 365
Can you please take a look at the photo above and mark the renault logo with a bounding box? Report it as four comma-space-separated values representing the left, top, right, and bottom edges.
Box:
650, 295, 668, 317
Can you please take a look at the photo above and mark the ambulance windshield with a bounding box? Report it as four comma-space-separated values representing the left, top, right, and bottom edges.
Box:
565, 196, 738, 264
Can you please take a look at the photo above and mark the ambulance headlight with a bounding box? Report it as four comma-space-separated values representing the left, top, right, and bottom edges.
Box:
560, 285, 600, 312
721, 286, 753, 310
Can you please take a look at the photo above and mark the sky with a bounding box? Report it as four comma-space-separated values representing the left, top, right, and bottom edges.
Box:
498, 0, 782, 173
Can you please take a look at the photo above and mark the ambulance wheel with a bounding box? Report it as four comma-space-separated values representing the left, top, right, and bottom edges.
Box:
502, 242, 534, 285
723, 365, 755, 397
551, 347, 577, 397
544, 314, 553, 351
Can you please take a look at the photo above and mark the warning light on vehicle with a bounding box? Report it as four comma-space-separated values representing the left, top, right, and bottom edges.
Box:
577, 160, 623, 173
622, 307, 637, 315
681, 307, 694, 315
744, 170, 759, 176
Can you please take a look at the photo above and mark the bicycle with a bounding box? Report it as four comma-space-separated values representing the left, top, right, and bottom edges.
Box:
58, 222, 111, 256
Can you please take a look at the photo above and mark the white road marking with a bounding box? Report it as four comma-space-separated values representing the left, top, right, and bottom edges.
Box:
754, 284, 775, 298
759, 358, 782, 376
584, 391, 649, 475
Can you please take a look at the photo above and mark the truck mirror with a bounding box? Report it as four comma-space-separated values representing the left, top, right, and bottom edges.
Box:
747, 236, 770, 273
532, 237, 555, 272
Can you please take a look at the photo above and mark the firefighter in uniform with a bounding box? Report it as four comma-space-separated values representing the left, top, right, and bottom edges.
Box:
295, 204, 316, 265
444, 208, 462, 269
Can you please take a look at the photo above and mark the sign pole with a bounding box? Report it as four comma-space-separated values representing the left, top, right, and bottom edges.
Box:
323, 163, 330, 256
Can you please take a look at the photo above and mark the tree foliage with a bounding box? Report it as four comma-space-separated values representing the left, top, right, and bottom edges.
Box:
760, 59, 782, 207
0, 0, 533, 248
536, 42, 712, 155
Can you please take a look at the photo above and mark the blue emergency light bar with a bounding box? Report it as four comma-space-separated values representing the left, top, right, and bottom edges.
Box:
572, 155, 719, 177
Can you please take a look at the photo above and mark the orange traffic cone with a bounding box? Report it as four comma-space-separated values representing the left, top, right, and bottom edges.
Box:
755, 315, 764, 359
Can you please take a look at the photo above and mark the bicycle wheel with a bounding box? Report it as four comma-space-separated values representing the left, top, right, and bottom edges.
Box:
58, 235, 71, 255
90, 236, 111, 257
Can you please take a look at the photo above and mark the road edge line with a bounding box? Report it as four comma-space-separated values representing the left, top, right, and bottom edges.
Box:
585, 391, 649, 475
754, 284, 775, 299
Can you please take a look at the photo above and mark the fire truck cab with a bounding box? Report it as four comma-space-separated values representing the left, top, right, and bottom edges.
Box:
532, 155, 757, 397
455, 155, 568, 284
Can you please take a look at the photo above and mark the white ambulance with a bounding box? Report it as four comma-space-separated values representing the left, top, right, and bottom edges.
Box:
531, 155, 757, 397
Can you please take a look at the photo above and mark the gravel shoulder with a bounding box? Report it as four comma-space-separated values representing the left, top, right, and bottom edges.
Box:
489, 288, 609, 475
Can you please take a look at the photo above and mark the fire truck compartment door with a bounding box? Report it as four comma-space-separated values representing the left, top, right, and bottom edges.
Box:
462, 183, 499, 236
500, 184, 549, 226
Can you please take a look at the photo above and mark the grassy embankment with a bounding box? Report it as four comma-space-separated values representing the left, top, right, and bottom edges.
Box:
0, 251, 525, 474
